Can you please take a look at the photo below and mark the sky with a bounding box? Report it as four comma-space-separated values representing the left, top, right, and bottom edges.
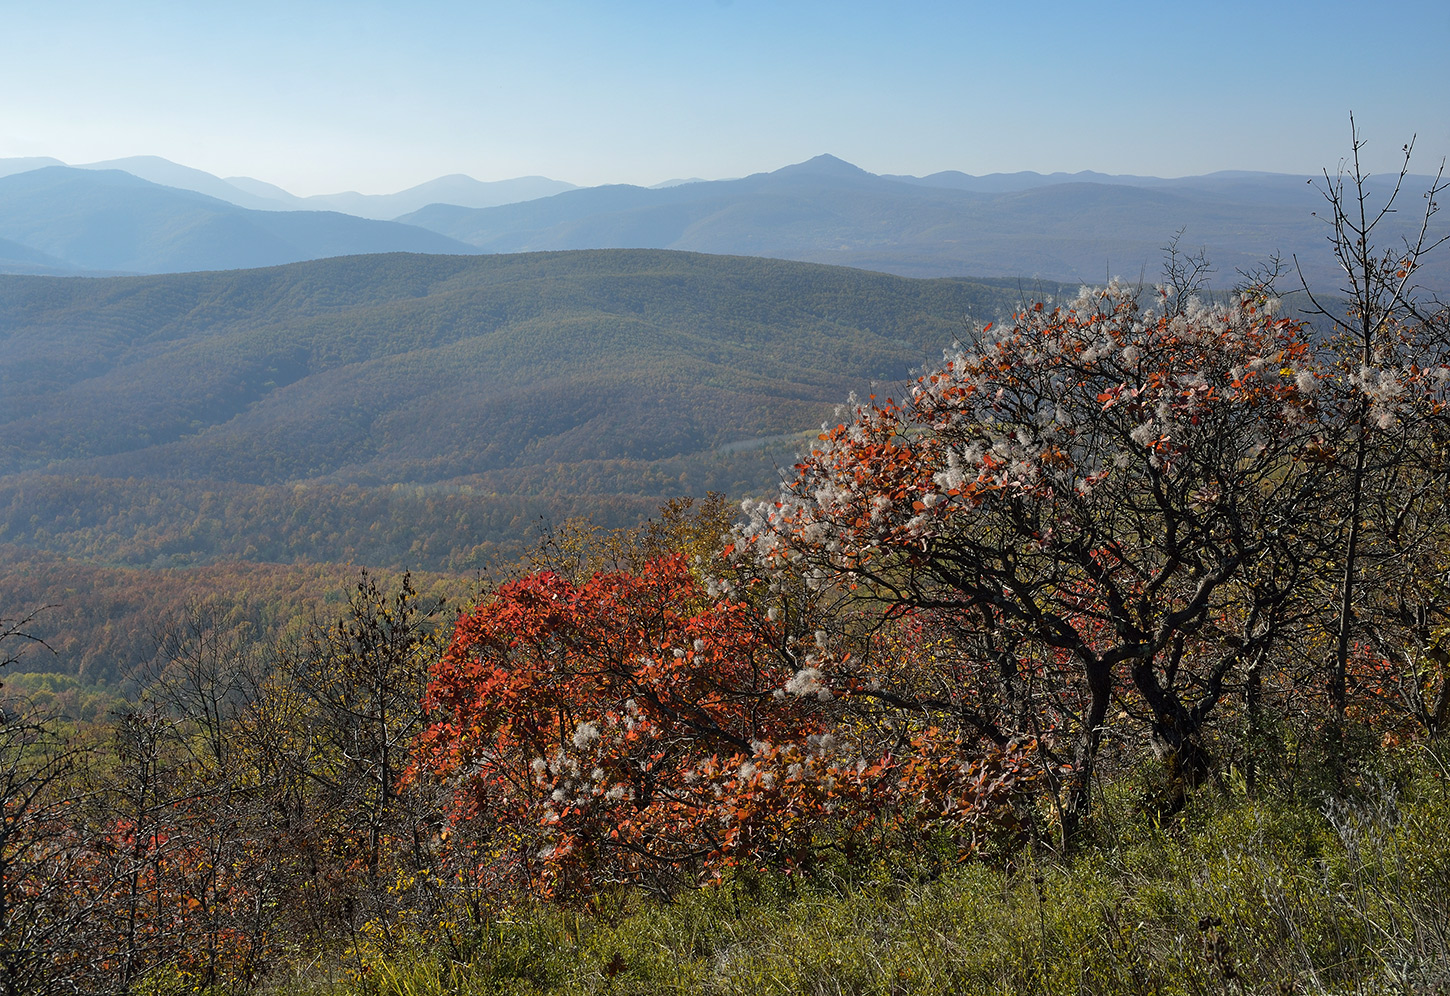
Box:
4, 0, 1448, 196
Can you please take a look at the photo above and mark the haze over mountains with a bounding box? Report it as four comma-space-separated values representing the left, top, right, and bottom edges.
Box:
0, 167, 479, 275
0, 154, 579, 218
397, 154, 1447, 293
4, 149, 1444, 685
4, 152, 1443, 291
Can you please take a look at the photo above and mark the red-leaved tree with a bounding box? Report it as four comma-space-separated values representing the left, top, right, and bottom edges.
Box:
415, 554, 1040, 897
415, 555, 815, 896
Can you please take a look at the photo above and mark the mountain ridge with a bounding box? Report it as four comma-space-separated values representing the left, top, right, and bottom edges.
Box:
0, 155, 579, 218
0, 167, 482, 274
393, 158, 1448, 292
3, 152, 1445, 291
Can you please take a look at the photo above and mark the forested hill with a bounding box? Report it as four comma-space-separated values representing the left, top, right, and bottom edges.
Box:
0, 250, 1052, 572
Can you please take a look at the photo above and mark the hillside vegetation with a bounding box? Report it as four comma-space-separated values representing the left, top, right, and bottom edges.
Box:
4, 146, 1448, 996
1, 249, 1043, 573
1, 250, 1045, 684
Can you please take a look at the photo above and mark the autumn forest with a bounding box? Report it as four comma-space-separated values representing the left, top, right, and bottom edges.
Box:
3, 147, 1450, 996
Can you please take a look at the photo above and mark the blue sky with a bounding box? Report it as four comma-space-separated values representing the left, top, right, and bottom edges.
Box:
4, 0, 1447, 195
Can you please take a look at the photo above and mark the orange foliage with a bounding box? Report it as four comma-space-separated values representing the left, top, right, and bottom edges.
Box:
415, 555, 1037, 897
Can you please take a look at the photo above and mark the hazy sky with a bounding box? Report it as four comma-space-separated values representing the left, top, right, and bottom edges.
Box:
4, 0, 1447, 195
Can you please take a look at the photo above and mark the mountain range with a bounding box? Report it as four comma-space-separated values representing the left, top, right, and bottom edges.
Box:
4, 153, 1443, 292
0, 167, 479, 275
395, 155, 1448, 293
0, 154, 578, 218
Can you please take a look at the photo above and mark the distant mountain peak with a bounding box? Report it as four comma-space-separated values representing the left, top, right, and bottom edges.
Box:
79, 154, 183, 169
771, 154, 875, 179
0, 155, 68, 180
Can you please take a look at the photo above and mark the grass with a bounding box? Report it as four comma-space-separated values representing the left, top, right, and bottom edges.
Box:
278, 747, 1449, 996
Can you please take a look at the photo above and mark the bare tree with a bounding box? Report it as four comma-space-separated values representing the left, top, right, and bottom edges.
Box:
0, 609, 52, 681
0, 712, 97, 996
270, 570, 448, 948
149, 601, 261, 775
1297, 117, 1450, 749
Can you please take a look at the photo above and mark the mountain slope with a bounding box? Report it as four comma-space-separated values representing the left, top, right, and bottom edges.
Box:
296, 174, 579, 219
0, 167, 481, 274
0, 156, 66, 179
399, 155, 1448, 293
0, 235, 79, 275
68, 156, 579, 217
76, 155, 293, 210
0, 250, 1045, 569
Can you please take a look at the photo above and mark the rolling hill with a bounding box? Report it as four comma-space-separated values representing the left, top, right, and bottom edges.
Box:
0, 249, 1047, 572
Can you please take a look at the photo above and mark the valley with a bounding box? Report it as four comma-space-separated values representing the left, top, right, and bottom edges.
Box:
0, 249, 1047, 684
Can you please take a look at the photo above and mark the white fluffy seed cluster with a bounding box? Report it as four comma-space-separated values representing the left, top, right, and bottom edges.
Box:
727, 282, 1322, 589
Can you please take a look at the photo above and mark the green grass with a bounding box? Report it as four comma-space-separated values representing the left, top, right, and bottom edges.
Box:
288, 748, 1450, 996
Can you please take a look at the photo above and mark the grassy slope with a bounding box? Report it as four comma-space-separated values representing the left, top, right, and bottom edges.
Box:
296, 753, 1450, 996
